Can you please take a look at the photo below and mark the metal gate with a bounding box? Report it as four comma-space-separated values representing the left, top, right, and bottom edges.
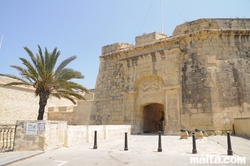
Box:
0, 124, 16, 152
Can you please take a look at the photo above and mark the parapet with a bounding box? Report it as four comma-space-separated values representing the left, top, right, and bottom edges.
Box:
135, 32, 167, 45
173, 18, 250, 36
102, 42, 133, 55
101, 19, 250, 55
101, 32, 168, 55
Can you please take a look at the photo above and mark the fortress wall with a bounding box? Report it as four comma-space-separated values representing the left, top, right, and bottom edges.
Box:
91, 36, 183, 126
91, 54, 125, 124
48, 100, 93, 125
179, 29, 250, 131
0, 85, 40, 124
91, 18, 250, 133
173, 18, 250, 36
0, 77, 75, 124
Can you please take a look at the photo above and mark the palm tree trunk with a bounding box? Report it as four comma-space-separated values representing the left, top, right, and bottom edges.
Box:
37, 104, 46, 120
37, 91, 49, 120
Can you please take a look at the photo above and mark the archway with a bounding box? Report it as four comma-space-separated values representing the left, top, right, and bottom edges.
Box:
143, 103, 164, 133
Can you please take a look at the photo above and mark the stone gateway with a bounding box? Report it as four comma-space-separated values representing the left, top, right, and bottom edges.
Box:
89, 18, 250, 135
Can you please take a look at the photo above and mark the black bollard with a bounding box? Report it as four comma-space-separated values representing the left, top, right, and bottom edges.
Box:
124, 132, 128, 151
227, 132, 233, 155
192, 133, 197, 154
157, 131, 162, 152
93, 130, 97, 149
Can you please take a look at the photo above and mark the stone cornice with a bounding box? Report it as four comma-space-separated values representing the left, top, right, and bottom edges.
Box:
162, 84, 182, 90
100, 29, 250, 60
119, 45, 180, 61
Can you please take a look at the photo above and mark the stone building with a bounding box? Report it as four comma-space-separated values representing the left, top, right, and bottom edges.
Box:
89, 18, 250, 135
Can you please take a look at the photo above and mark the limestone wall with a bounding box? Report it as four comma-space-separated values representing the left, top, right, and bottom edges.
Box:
173, 18, 250, 36
91, 32, 184, 134
0, 84, 40, 124
66, 125, 131, 147
90, 18, 250, 134
14, 120, 67, 151
14, 121, 131, 150
102, 42, 133, 55
135, 32, 167, 45
179, 29, 250, 131
234, 117, 250, 137
104, 125, 131, 139
47, 93, 94, 125
0, 83, 73, 124
65, 125, 88, 147
0, 76, 90, 125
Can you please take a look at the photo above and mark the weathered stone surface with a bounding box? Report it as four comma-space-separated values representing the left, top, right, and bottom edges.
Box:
234, 117, 250, 137
0, 77, 93, 125
90, 18, 250, 135
14, 120, 67, 151
195, 131, 204, 139
180, 131, 189, 139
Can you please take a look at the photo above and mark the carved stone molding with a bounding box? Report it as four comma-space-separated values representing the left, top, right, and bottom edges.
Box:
163, 84, 182, 91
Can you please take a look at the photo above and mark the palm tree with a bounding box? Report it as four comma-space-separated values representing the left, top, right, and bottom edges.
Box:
0, 45, 88, 120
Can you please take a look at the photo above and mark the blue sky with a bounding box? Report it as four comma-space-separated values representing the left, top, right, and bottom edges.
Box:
0, 0, 250, 89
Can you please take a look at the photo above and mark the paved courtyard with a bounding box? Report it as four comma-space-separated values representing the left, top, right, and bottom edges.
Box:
1, 135, 250, 166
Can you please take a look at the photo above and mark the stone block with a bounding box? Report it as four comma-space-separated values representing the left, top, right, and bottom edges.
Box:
195, 131, 204, 139
187, 130, 192, 137
135, 32, 167, 45
180, 131, 188, 139
234, 117, 250, 137
203, 132, 208, 137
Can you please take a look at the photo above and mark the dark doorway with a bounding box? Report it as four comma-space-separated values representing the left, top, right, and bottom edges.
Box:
143, 103, 164, 133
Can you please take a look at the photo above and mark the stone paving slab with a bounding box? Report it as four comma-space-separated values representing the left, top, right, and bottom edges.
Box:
1, 135, 249, 166
209, 135, 250, 159
0, 151, 43, 166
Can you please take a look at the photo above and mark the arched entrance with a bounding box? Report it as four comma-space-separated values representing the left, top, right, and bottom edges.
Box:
143, 103, 164, 133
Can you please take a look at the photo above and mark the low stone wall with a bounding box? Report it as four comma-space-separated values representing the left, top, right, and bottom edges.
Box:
234, 117, 250, 137
65, 126, 88, 147
105, 125, 131, 139
14, 120, 67, 151
66, 125, 131, 147
14, 120, 131, 151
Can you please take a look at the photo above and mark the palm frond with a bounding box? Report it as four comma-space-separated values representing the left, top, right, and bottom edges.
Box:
56, 89, 85, 99
1, 45, 88, 110
10, 65, 35, 81
24, 46, 38, 72
60, 95, 76, 104
5, 82, 30, 86
38, 45, 43, 59
18, 58, 38, 80
44, 47, 49, 72
39, 50, 45, 71
0, 74, 31, 86
47, 47, 60, 73
55, 56, 76, 73
55, 68, 84, 81
50, 92, 61, 99
55, 81, 88, 92
36, 52, 46, 79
